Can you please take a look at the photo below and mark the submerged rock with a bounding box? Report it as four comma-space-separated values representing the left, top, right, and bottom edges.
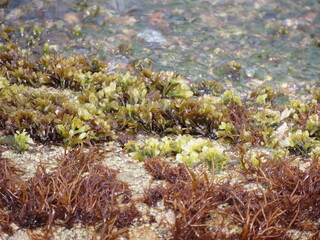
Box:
137, 29, 166, 45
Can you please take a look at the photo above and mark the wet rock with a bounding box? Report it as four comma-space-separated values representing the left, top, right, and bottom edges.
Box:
137, 29, 166, 45
63, 12, 80, 24
149, 12, 169, 28
129, 225, 160, 240
4, 8, 22, 20
245, 67, 256, 78
0, 8, 4, 18
2, 0, 31, 9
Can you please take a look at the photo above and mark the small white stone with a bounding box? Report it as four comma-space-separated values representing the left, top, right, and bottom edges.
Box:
137, 29, 166, 45
165, 210, 176, 225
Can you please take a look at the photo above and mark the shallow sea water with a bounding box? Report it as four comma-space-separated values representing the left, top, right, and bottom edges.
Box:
1, 0, 319, 90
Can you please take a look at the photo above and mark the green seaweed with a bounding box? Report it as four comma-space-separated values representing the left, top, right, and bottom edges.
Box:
125, 135, 229, 172
13, 129, 34, 152
0, 36, 319, 158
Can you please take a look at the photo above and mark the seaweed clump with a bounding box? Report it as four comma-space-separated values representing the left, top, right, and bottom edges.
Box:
142, 156, 320, 239
1, 40, 217, 143
0, 84, 113, 145
0, 147, 140, 239
125, 135, 229, 172
0, 148, 23, 235
2, 26, 320, 160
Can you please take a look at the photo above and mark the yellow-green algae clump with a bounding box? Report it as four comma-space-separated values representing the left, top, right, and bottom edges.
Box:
125, 135, 229, 172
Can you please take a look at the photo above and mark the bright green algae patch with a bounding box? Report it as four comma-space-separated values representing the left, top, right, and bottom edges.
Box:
1, 39, 320, 169
125, 135, 228, 172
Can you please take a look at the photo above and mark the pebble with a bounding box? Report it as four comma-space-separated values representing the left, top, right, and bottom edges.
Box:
63, 12, 80, 24
137, 29, 167, 45
245, 67, 256, 78
165, 210, 176, 225
4, 8, 22, 20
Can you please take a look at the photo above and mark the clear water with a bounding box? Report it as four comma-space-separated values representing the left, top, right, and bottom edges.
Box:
1, 0, 319, 90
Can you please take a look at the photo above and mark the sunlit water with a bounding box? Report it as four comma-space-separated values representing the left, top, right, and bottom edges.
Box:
1, 0, 319, 90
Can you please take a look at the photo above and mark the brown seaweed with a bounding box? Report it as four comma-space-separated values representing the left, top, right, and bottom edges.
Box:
143, 156, 320, 240
0, 147, 140, 239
